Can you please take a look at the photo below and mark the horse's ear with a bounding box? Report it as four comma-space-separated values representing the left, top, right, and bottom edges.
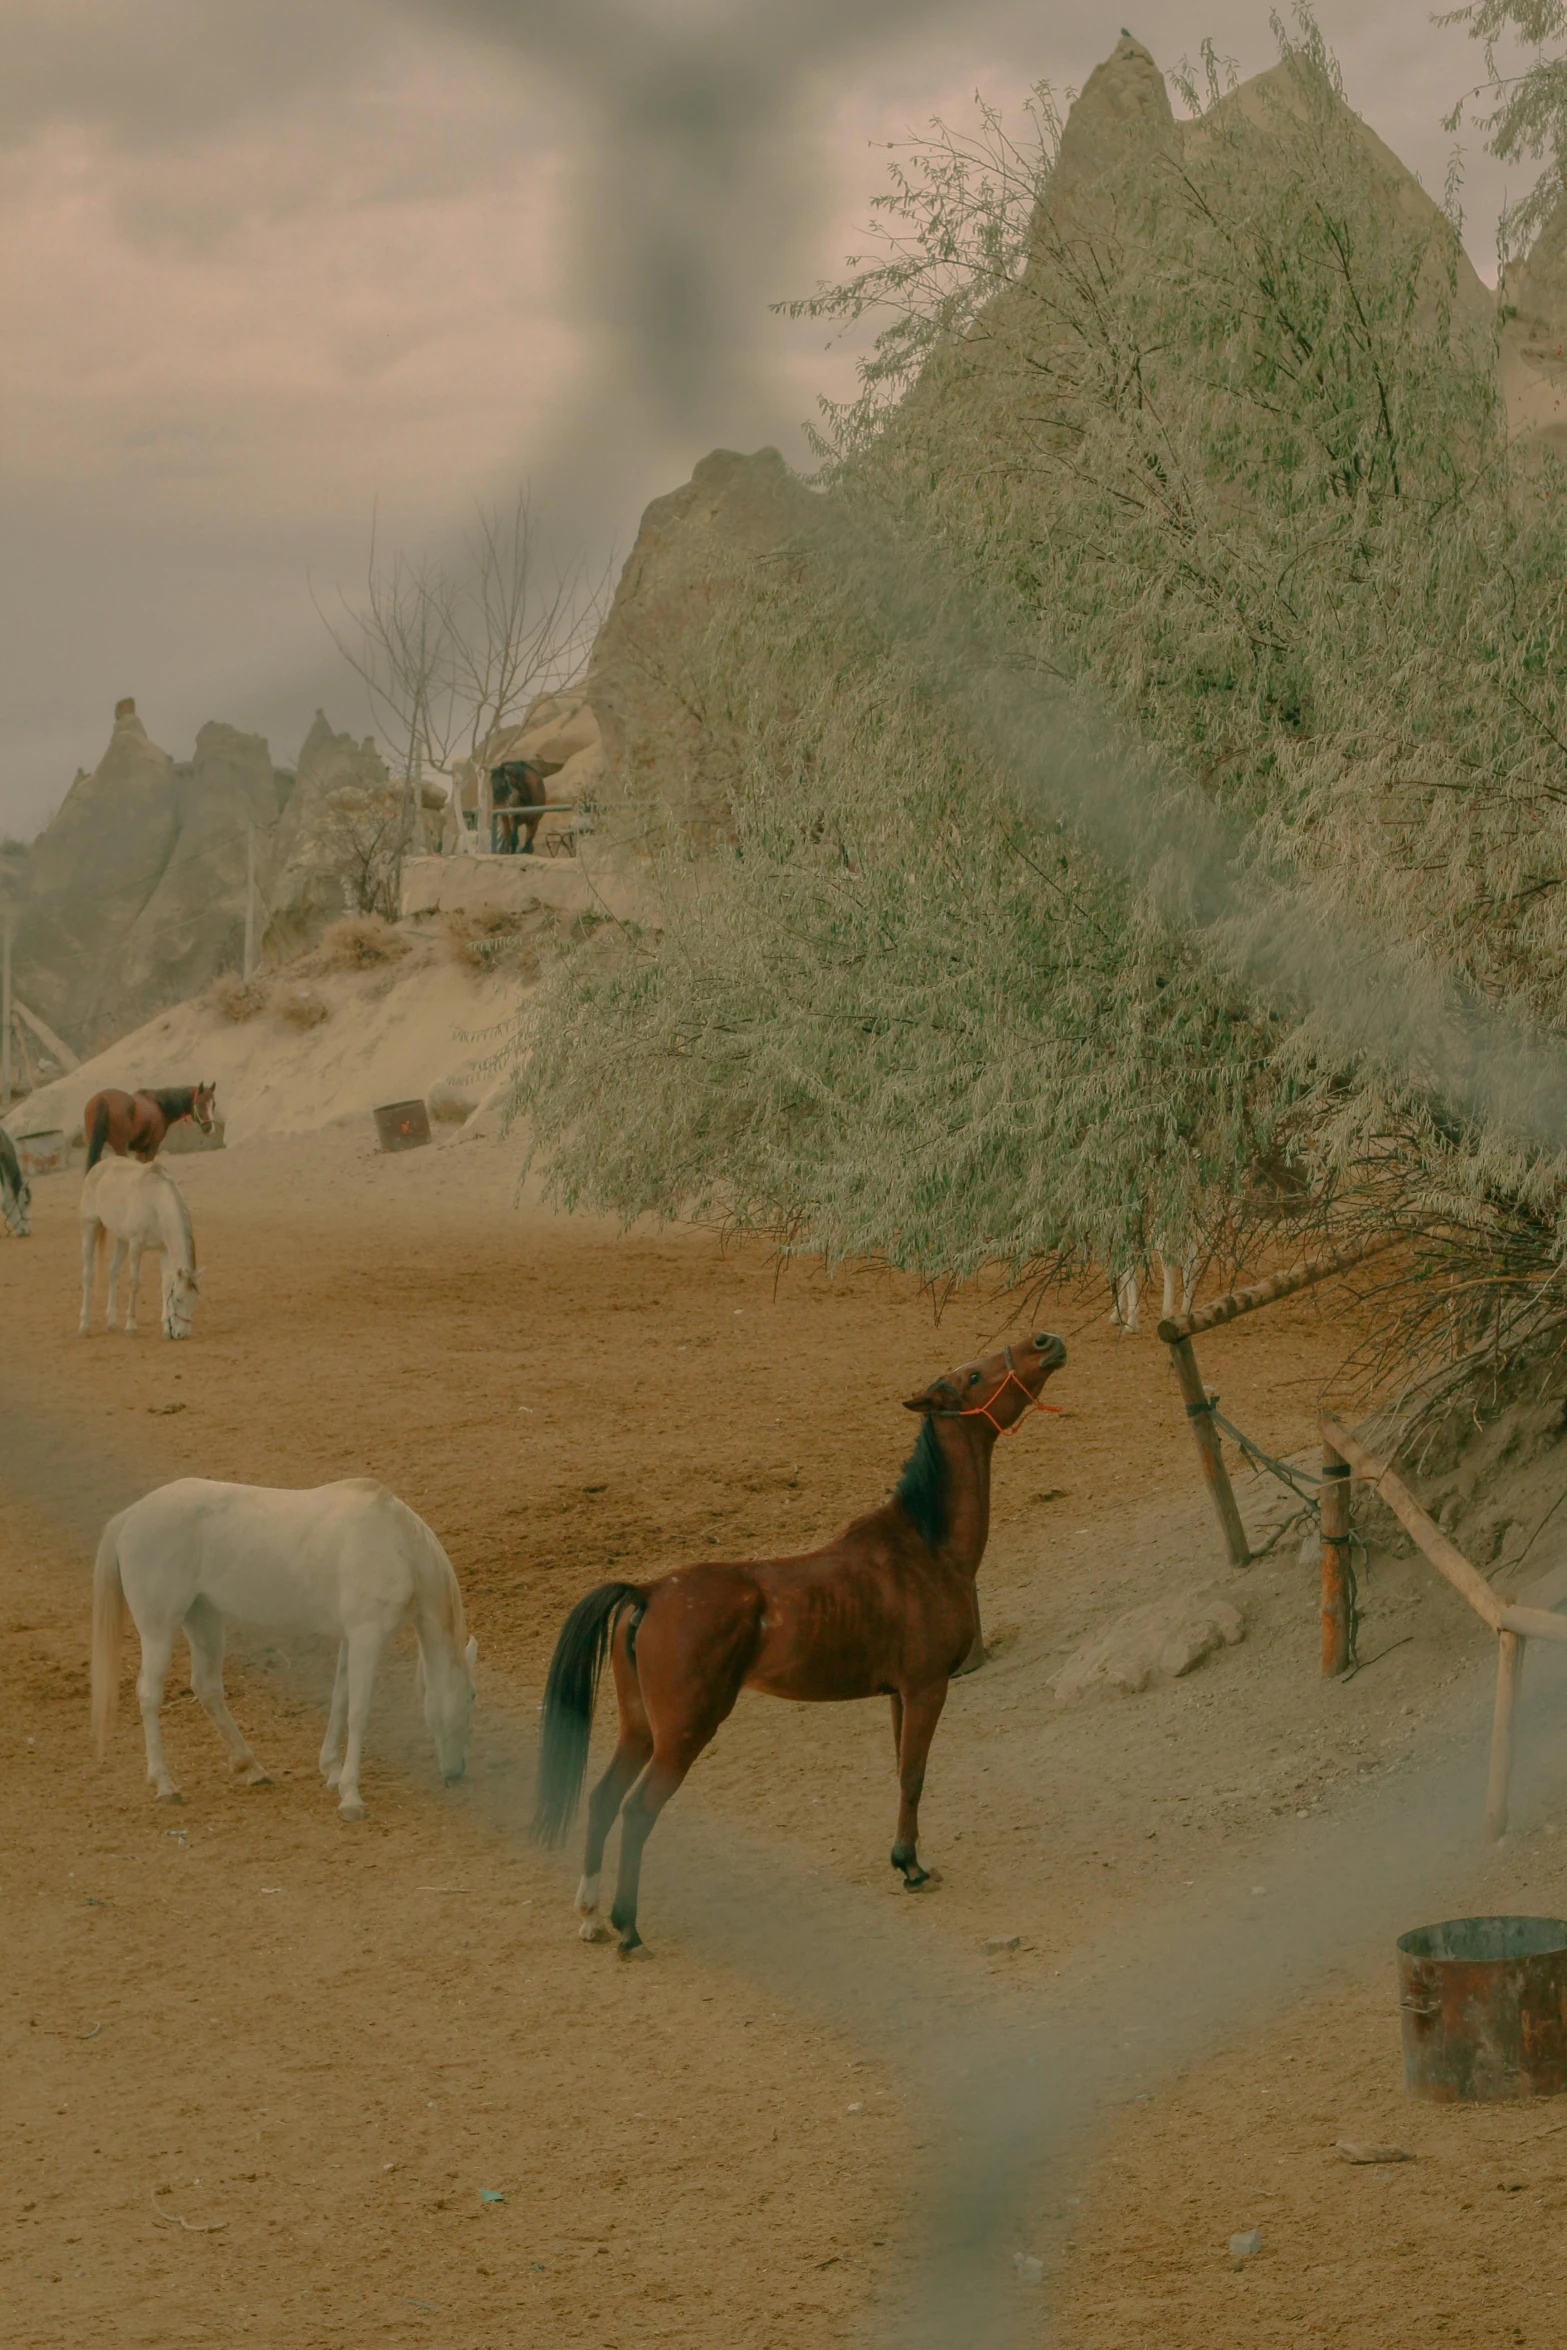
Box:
465, 1634, 478, 1671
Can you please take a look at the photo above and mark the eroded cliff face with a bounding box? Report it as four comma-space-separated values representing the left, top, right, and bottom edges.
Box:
13, 701, 375, 1056
580, 446, 819, 829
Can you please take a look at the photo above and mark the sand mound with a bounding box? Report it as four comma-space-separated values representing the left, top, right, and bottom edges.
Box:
3, 938, 528, 1151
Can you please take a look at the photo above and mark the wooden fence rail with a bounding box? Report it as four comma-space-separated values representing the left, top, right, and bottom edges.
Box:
1320, 1411, 1567, 1840
1160, 1238, 1394, 1571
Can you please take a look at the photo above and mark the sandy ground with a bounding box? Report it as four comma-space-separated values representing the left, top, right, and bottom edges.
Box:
5, 1123, 1567, 2348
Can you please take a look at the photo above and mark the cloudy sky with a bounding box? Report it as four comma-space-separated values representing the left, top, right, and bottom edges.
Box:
0, 0, 1532, 834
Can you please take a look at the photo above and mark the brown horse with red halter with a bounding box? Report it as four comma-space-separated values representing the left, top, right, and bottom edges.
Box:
83, 1085, 217, 1171
533, 1329, 1066, 1954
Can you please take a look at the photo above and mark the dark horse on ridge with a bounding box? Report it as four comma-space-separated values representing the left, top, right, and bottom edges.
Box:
488, 757, 563, 854
84, 1084, 217, 1171
533, 1329, 1067, 1954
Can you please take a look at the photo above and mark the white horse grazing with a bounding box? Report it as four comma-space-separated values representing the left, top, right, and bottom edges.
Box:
79, 1158, 199, 1338
1110, 1242, 1199, 1336
91, 1476, 478, 1820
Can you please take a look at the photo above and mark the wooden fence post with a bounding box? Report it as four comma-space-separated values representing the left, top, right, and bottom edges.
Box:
1167, 1334, 1251, 1569
1319, 1434, 1352, 1676
1486, 1631, 1524, 1843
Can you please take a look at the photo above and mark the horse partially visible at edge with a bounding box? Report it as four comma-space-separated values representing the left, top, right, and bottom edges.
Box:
532, 1329, 1067, 1955
79, 1158, 199, 1338
91, 1476, 478, 1819
0, 1128, 31, 1236
83, 1083, 216, 1170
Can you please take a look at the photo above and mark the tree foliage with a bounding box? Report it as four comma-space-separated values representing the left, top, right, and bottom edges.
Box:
511, 25, 1567, 1396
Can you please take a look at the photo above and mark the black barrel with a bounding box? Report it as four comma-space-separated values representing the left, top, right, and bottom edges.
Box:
373, 1100, 432, 1153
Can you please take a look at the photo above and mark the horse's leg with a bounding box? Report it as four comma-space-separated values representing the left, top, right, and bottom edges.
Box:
334, 1628, 384, 1821
608, 1701, 738, 1958
319, 1645, 349, 1786
78, 1221, 96, 1335
136, 1619, 184, 1803
123, 1240, 144, 1334
184, 1599, 271, 1785
105, 1238, 127, 1331
889, 1690, 904, 1765
577, 1634, 653, 1943
890, 1678, 950, 1888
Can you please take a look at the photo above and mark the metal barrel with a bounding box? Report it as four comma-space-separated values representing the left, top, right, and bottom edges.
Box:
1397, 1916, 1567, 2101
373, 1099, 432, 1153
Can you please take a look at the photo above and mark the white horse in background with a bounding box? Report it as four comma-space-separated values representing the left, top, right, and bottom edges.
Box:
79, 1158, 199, 1338
1111, 1241, 1200, 1336
91, 1476, 478, 1821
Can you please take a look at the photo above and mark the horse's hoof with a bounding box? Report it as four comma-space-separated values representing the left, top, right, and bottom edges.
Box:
337, 1798, 367, 1823
155, 1786, 185, 1805
243, 1767, 273, 1788
616, 1939, 653, 1962
579, 1920, 612, 1944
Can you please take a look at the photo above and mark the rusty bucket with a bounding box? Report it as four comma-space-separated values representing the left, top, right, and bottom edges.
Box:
1397, 1916, 1567, 2101
373, 1099, 432, 1153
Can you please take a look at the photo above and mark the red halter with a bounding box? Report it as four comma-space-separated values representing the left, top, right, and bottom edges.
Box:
939, 1346, 1063, 1437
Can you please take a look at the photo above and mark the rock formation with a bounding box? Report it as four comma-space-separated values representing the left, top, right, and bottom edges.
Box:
580, 447, 819, 824
13, 701, 380, 1056
262, 712, 392, 959
570, 39, 1567, 823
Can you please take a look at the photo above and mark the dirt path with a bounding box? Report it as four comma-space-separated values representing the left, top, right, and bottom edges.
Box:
4, 1128, 1566, 2346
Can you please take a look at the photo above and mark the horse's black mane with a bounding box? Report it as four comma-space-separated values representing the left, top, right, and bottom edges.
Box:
147, 1086, 197, 1116
893, 1416, 949, 1552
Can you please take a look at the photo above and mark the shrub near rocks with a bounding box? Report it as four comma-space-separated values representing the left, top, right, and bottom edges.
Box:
316, 913, 411, 971
205, 970, 270, 1022
275, 983, 330, 1030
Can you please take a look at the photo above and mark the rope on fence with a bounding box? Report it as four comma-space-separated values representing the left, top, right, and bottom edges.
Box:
1205, 1397, 1366, 1657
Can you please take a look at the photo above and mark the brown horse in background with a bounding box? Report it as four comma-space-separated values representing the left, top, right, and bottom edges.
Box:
83, 1085, 216, 1171
489, 757, 563, 854
533, 1329, 1067, 1954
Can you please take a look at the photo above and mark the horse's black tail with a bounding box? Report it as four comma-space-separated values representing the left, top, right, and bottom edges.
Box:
532, 1580, 643, 1847
85, 1098, 109, 1171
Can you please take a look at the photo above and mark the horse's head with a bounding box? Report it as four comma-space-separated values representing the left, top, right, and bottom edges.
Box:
903, 1330, 1066, 1434
423, 1632, 479, 1782
162, 1264, 200, 1340
191, 1083, 217, 1134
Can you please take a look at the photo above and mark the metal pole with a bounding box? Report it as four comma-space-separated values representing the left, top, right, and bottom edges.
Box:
1319, 1436, 1352, 1676
1167, 1333, 1251, 1568
1, 913, 12, 1114
243, 822, 256, 980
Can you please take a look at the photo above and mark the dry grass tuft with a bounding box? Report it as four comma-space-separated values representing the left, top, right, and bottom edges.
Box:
205, 970, 271, 1023
443, 907, 543, 980
317, 914, 411, 971
275, 983, 331, 1031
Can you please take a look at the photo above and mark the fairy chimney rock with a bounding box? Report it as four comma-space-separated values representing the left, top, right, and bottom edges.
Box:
1036, 33, 1174, 250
